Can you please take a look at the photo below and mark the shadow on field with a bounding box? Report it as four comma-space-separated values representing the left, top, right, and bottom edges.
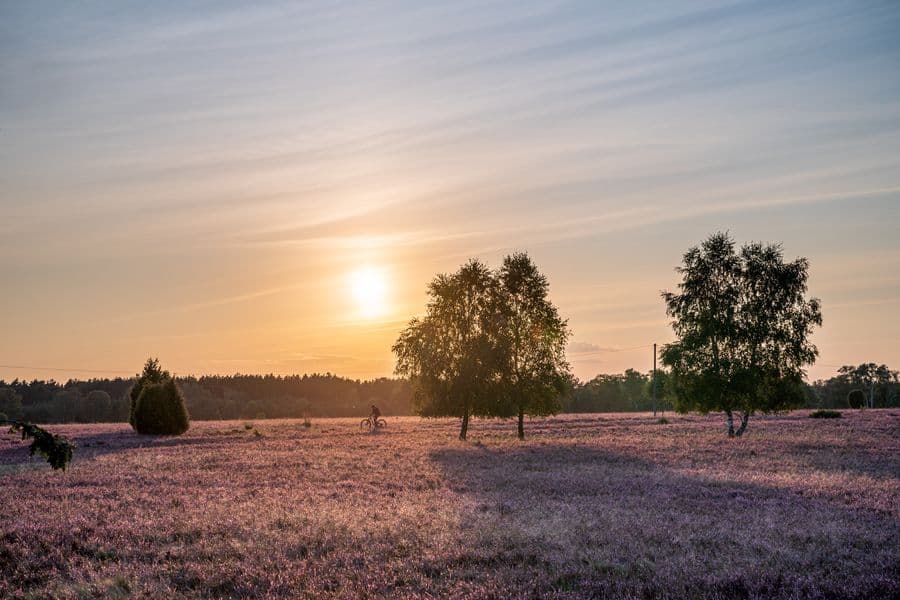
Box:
426, 442, 899, 598
793, 441, 900, 480
0, 428, 261, 467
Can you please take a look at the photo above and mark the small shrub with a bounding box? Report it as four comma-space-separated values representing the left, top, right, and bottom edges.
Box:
847, 389, 866, 409
129, 358, 169, 428
657, 417, 670, 424
244, 422, 253, 430
133, 378, 190, 435
809, 409, 842, 419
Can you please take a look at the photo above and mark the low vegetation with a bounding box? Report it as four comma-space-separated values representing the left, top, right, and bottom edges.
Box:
130, 359, 190, 435
809, 409, 842, 419
1, 412, 896, 597
132, 379, 190, 435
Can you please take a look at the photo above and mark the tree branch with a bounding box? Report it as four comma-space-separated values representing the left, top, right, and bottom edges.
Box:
2, 420, 75, 471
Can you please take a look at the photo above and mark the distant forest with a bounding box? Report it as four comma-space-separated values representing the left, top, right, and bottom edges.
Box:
1, 364, 897, 424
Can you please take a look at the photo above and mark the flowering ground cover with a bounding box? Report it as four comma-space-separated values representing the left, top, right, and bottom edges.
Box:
1, 411, 898, 598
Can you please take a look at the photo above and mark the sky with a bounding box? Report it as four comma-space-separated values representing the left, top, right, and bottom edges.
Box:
2, 1, 899, 383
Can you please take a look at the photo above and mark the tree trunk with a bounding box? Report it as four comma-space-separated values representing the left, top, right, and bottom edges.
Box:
725, 409, 735, 437
517, 406, 525, 440
459, 408, 469, 441
734, 411, 750, 437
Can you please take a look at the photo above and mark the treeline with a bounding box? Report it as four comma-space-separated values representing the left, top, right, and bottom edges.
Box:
1, 362, 896, 424
562, 369, 669, 413
565, 364, 900, 413
0, 374, 414, 424
808, 363, 899, 409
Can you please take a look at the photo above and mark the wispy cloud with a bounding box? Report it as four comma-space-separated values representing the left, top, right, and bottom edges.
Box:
2, 1, 899, 380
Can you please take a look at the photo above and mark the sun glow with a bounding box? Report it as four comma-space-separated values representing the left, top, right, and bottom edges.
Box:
348, 266, 388, 319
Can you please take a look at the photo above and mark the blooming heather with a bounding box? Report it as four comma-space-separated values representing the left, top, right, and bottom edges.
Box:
1, 411, 897, 598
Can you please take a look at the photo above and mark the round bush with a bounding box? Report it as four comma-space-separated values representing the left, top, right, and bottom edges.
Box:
133, 379, 190, 435
847, 389, 866, 409
129, 358, 169, 428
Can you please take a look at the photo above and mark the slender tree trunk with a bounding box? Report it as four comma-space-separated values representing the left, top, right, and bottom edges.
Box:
517, 406, 525, 440
734, 411, 750, 437
725, 409, 735, 437
459, 406, 469, 441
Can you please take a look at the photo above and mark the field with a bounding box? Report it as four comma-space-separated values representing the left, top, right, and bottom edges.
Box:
2, 411, 898, 599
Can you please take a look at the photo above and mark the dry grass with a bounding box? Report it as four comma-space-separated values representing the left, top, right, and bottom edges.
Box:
2, 411, 898, 599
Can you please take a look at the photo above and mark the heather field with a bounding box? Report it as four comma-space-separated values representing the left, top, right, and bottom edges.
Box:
1, 412, 898, 599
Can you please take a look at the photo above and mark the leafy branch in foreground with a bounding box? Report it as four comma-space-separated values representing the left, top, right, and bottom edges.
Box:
3, 420, 75, 470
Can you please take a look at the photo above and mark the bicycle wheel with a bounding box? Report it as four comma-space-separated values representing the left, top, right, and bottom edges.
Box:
375, 418, 387, 428
360, 418, 373, 431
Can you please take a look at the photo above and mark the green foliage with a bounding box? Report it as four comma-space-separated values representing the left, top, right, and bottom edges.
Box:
1, 374, 414, 423
661, 232, 822, 437
3, 420, 75, 470
809, 409, 842, 419
657, 417, 670, 424
838, 364, 898, 408
0, 387, 24, 420
132, 378, 190, 435
394, 255, 571, 439
394, 259, 505, 440
565, 369, 680, 413
129, 357, 170, 428
847, 389, 866, 409
496, 252, 571, 439
84, 390, 112, 418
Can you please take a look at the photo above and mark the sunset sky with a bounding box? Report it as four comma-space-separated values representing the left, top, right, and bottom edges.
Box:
2, 1, 899, 382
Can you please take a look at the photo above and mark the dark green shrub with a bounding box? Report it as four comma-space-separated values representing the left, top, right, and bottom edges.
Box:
847, 389, 866, 409
809, 409, 842, 419
129, 358, 170, 428
133, 378, 190, 435
657, 417, 670, 424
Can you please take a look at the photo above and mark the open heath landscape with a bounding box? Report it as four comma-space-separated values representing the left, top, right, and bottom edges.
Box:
4, 2, 900, 597
2, 411, 898, 599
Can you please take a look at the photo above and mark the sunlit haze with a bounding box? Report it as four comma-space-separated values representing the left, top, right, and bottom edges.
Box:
2, 1, 899, 382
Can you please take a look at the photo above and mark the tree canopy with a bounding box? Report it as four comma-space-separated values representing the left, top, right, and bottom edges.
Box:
394, 254, 570, 440
661, 232, 822, 436
393, 259, 503, 440
129, 357, 170, 428
496, 253, 571, 439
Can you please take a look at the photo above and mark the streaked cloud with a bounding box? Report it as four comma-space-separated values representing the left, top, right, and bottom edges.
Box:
1, 1, 899, 381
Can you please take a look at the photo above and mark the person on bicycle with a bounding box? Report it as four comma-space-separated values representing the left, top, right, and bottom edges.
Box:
369, 404, 381, 424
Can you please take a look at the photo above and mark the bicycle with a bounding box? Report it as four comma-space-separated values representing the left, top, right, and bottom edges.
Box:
360, 416, 387, 432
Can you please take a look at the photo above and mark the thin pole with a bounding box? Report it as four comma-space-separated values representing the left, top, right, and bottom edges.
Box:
652, 343, 657, 417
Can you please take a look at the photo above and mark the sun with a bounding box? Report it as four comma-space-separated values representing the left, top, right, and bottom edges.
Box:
348, 266, 388, 319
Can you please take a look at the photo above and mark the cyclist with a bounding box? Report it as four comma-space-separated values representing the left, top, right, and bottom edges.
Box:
369, 404, 382, 425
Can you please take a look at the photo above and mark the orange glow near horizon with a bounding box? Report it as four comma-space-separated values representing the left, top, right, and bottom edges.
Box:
2, 3, 899, 384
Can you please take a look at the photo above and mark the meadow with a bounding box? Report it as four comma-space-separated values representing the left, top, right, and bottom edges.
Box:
2, 411, 898, 599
